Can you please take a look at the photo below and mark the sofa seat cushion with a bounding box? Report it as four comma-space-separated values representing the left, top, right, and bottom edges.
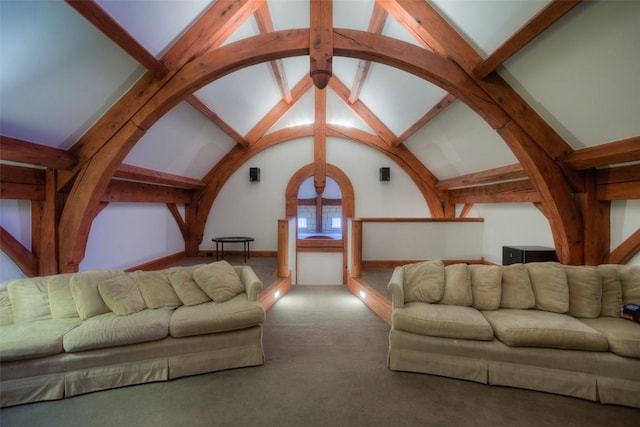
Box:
482, 309, 608, 352
169, 294, 265, 338
63, 309, 171, 352
581, 317, 640, 359
392, 302, 494, 341
0, 318, 81, 362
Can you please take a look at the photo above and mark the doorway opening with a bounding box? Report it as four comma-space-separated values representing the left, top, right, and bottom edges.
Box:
297, 176, 342, 240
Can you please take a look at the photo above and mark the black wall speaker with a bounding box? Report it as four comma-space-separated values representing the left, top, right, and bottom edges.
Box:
379, 167, 390, 182
249, 167, 260, 182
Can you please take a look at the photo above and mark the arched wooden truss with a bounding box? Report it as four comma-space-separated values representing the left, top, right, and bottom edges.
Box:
2, 0, 639, 275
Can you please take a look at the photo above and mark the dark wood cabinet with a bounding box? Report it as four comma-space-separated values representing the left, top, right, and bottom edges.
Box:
502, 246, 558, 265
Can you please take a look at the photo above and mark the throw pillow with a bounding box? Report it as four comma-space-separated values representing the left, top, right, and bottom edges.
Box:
564, 265, 602, 318
7, 277, 51, 323
469, 265, 502, 310
500, 263, 535, 309
47, 274, 79, 319
135, 270, 182, 309
441, 263, 472, 306
169, 269, 211, 306
597, 265, 623, 317
193, 261, 245, 303
402, 260, 445, 304
526, 262, 569, 313
98, 275, 147, 316
70, 270, 119, 320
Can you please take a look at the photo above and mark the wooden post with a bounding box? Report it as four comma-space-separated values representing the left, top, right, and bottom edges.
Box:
351, 219, 363, 278
277, 219, 289, 278
39, 169, 58, 275
185, 202, 199, 257
309, 0, 333, 89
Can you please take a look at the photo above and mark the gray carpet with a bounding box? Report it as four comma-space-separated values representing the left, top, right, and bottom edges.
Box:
2, 286, 638, 426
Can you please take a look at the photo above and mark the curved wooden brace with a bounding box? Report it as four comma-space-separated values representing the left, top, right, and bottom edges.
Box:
58, 28, 580, 270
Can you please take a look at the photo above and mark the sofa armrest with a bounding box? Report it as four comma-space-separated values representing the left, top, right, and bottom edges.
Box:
387, 266, 405, 309
238, 266, 263, 302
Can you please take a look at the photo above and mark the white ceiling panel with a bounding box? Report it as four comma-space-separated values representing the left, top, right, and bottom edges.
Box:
96, 0, 212, 56
406, 102, 517, 179
269, 0, 310, 31
430, 0, 551, 57
334, 0, 375, 31
500, 1, 640, 149
0, 0, 142, 149
195, 62, 283, 136
269, 90, 315, 132
124, 102, 236, 179
359, 62, 447, 136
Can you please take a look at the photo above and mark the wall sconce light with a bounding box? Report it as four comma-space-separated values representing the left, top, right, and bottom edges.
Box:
379, 167, 390, 182
249, 167, 260, 182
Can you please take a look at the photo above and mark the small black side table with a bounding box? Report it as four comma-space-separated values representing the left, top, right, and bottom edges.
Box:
212, 237, 255, 263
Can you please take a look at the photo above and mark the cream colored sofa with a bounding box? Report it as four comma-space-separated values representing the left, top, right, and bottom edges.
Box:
0, 261, 265, 407
387, 261, 640, 408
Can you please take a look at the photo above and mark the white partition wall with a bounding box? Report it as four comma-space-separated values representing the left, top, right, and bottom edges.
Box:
362, 221, 484, 261
297, 252, 344, 285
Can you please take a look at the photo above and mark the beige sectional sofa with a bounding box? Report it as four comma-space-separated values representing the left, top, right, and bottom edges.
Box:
387, 261, 640, 408
0, 261, 265, 407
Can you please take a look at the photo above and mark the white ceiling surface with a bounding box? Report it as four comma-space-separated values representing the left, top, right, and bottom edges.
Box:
1, 1, 638, 180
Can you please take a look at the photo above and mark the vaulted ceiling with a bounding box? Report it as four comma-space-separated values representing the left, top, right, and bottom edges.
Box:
1, 0, 639, 274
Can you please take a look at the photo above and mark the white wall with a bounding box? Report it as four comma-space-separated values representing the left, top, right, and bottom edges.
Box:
470, 203, 555, 265
611, 200, 640, 266
80, 203, 184, 271
0, 200, 31, 283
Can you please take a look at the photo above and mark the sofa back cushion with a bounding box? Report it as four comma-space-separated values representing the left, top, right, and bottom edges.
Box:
402, 260, 445, 304
193, 261, 245, 303
527, 262, 569, 313
617, 265, 640, 305
170, 269, 211, 306
7, 277, 51, 323
597, 266, 623, 317
135, 270, 182, 309
564, 265, 602, 318
441, 263, 472, 306
47, 273, 79, 319
98, 275, 147, 316
70, 270, 120, 320
500, 263, 535, 309
469, 265, 502, 310
0, 291, 14, 326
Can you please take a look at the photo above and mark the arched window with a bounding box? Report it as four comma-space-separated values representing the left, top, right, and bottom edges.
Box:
297, 176, 342, 240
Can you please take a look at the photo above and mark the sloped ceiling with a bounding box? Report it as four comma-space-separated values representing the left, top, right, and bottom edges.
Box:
2, 0, 638, 178
1, 0, 639, 270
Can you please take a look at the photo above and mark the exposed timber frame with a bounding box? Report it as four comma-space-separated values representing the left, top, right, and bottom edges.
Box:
2, 0, 639, 278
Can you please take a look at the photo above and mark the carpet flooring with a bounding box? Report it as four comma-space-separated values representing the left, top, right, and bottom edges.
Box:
2, 285, 638, 426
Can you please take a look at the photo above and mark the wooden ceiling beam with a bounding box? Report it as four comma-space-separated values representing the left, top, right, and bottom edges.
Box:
102, 180, 193, 204
597, 164, 640, 185
309, 0, 333, 89
474, 1, 582, 79
0, 135, 77, 170
448, 179, 540, 204
161, 0, 266, 71
395, 94, 456, 146
328, 76, 396, 145
314, 86, 327, 194
185, 95, 247, 146
563, 136, 640, 170
254, 2, 292, 103
244, 75, 314, 144
0, 227, 38, 278
436, 163, 527, 190
607, 229, 640, 265
65, 0, 168, 78
115, 163, 206, 190
348, 2, 388, 103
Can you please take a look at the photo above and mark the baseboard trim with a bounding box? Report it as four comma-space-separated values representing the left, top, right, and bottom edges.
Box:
362, 258, 488, 269
125, 252, 186, 272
